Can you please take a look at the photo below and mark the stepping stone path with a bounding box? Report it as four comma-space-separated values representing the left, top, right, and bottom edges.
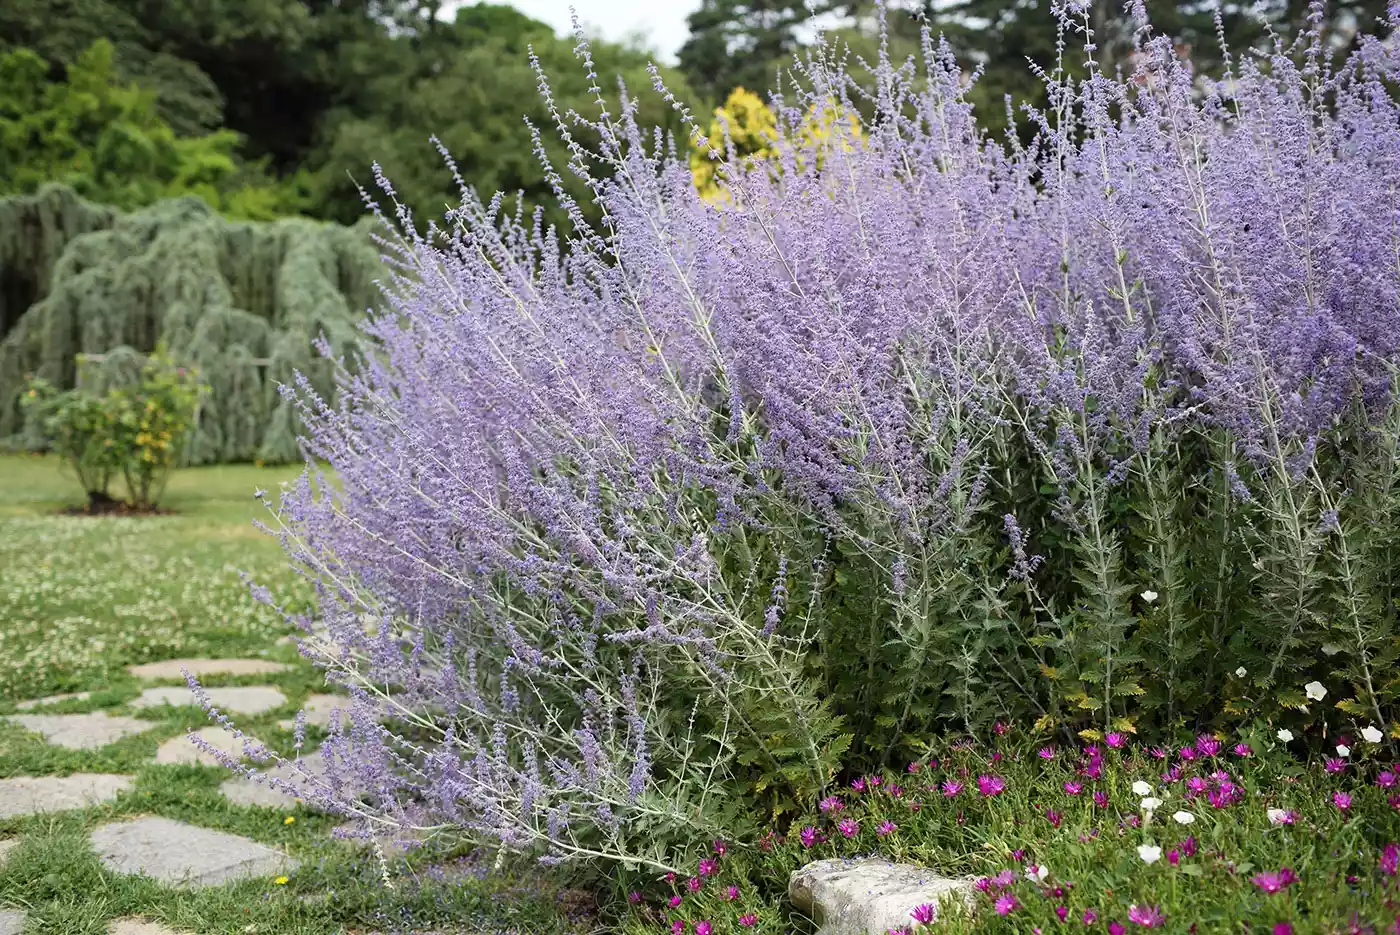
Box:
130, 685, 286, 715
14, 690, 91, 710
0, 774, 133, 818
277, 693, 350, 730
154, 726, 264, 766
0, 839, 17, 863
126, 658, 291, 679
90, 816, 298, 887
109, 918, 190, 935
6, 711, 153, 750
0, 910, 23, 935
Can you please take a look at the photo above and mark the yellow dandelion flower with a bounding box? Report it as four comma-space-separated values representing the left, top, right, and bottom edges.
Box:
283, 816, 295, 825
274, 875, 289, 885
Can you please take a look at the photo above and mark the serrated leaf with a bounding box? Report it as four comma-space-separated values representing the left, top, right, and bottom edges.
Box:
1335, 698, 1370, 716
1078, 728, 1104, 741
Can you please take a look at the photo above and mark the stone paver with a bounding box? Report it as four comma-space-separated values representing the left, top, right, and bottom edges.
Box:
6, 711, 154, 750
220, 752, 335, 809
0, 909, 24, 935
277, 693, 350, 730
154, 726, 263, 766
14, 690, 92, 710
0, 774, 133, 818
0, 839, 18, 863
90, 816, 298, 886
126, 658, 291, 679
109, 918, 190, 935
130, 685, 286, 715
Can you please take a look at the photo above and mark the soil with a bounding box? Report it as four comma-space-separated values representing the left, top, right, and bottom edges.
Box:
61, 492, 174, 516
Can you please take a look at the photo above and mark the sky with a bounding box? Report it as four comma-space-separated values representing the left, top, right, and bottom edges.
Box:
465, 1, 705, 63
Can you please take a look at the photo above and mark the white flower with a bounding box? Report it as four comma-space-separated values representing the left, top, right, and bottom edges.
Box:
1266, 808, 1289, 825
1337, 744, 1350, 758
1277, 729, 1294, 742
1140, 796, 1163, 811
1131, 780, 1153, 796
1235, 666, 1247, 677
1137, 844, 1162, 864
1362, 726, 1384, 744
1025, 864, 1049, 882
1172, 811, 1195, 825
1304, 680, 1328, 701
1321, 643, 1342, 656
1140, 590, 1158, 603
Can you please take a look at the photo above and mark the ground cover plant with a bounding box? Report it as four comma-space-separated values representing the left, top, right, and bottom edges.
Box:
0, 454, 595, 934
247, 0, 1400, 893
619, 727, 1400, 932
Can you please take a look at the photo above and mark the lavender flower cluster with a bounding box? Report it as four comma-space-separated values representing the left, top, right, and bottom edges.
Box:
253, 4, 1400, 869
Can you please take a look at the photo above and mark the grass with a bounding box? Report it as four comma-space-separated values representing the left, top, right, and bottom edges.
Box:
0, 454, 597, 935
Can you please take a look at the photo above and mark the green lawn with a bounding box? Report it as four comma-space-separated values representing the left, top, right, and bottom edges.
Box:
0, 454, 596, 935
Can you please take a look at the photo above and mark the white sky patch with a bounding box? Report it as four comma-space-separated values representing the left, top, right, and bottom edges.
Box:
455, 0, 704, 63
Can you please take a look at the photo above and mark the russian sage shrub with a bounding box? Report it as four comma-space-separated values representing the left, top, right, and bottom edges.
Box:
251, 9, 1400, 870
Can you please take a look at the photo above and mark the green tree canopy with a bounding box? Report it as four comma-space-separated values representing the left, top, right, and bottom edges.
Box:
0, 39, 302, 218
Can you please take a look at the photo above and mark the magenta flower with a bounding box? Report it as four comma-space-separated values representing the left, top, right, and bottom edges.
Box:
994, 893, 1018, 915
713, 839, 728, 856
1150, 746, 1167, 760
1325, 757, 1348, 774
1109, 923, 1126, 935
1082, 909, 1098, 924
671, 922, 685, 935
1083, 762, 1105, 780
837, 817, 859, 838
687, 876, 702, 893
698, 858, 718, 877
1252, 868, 1299, 894
725, 885, 740, 901
1010, 851, 1026, 864
695, 923, 712, 935
819, 796, 843, 813
869, 776, 883, 787
1185, 776, 1207, 797
1179, 744, 1199, 761
1196, 735, 1223, 757
993, 721, 1009, 736
1127, 905, 1166, 928
1038, 746, 1056, 760
1094, 790, 1110, 808
1064, 780, 1083, 795
978, 774, 1006, 797
665, 872, 677, 884
942, 779, 963, 797
627, 890, 642, 903
738, 915, 758, 928
800, 826, 819, 848
877, 820, 898, 836
993, 869, 1017, 887
1046, 808, 1063, 829
1106, 732, 1126, 749
1273, 925, 1293, 935
1380, 843, 1399, 876
910, 904, 936, 924
1334, 791, 1354, 811
1055, 905, 1069, 921
851, 778, 866, 792
1166, 849, 1180, 866
669, 894, 682, 908
1181, 836, 1198, 857
1377, 771, 1398, 789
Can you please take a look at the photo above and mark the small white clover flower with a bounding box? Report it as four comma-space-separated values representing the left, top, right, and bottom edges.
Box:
1304, 681, 1327, 701
1277, 729, 1294, 742
1140, 796, 1163, 812
1337, 744, 1350, 758
1131, 780, 1153, 796
1025, 864, 1049, 883
1266, 808, 1289, 826
1235, 666, 1247, 678
1172, 811, 1195, 825
1137, 844, 1162, 864
1362, 726, 1384, 743
1140, 590, 1158, 603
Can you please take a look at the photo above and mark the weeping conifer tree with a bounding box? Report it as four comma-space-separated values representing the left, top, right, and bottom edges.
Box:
0, 185, 383, 463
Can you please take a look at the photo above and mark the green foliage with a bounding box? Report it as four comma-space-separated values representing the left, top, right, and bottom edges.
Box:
0, 185, 383, 464
0, 39, 303, 218
618, 729, 1400, 934
21, 351, 203, 509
